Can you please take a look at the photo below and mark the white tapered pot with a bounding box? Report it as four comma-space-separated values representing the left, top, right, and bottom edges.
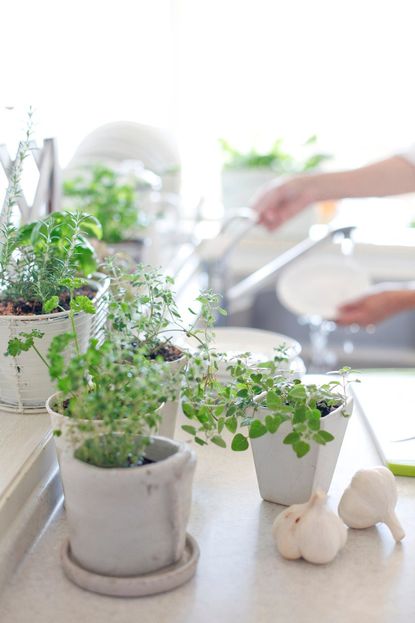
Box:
251, 397, 353, 505
60, 436, 196, 577
0, 275, 109, 413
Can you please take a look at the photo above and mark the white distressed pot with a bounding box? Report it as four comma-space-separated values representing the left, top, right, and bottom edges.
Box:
0, 275, 109, 413
251, 397, 353, 505
59, 436, 196, 577
46, 392, 165, 456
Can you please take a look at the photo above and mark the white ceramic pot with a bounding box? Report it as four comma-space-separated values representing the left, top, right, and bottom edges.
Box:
157, 354, 187, 438
60, 436, 196, 577
46, 392, 165, 456
107, 239, 145, 263
250, 397, 353, 505
221, 167, 277, 210
0, 275, 109, 413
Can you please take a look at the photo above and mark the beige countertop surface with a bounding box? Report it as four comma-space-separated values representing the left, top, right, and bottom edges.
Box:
1, 379, 415, 623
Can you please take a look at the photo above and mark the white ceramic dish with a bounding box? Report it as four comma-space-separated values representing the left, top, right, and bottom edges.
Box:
61, 534, 199, 597
210, 327, 303, 379
277, 256, 371, 319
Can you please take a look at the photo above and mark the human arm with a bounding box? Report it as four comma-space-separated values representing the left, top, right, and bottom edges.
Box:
251, 156, 415, 230
335, 283, 415, 327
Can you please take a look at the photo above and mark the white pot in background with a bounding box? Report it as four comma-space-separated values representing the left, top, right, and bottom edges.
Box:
157, 353, 187, 438
0, 275, 109, 413
251, 397, 353, 505
221, 167, 277, 210
60, 436, 196, 577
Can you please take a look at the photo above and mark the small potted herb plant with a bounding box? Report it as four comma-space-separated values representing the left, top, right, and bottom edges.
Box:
0, 130, 108, 412
220, 135, 331, 212
181, 351, 355, 505
63, 164, 147, 262
44, 335, 196, 588
106, 260, 222, 438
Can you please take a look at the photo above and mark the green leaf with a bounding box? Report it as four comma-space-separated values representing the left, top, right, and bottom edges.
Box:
265, 414, 281, 434
182, 424, 197, 436
79, 215, 103, 239
182, 402, 194, 418
194, 436, 208, 446
313, 430, 335, 445
248, 419, 268, 439
211, 435, 226, 448
225, 415, 237, 434
60, 277, 86, 290
266, 391, 281, 410
283, 432, 300, 445
231, 433, 249, 451
43, 296, 59, 314
293, 441, 310, 457
307, 408, 321, 431
70, 296, 96, 314
292, 405, 306, 424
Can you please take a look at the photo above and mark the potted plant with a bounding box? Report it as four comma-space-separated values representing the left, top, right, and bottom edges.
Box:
43, 335, 197, 592
63, 164, 147, 262
220, 135, 331, 215
181, 352, 355, 505
0, 127, 108, 412
106, 261, 222, 438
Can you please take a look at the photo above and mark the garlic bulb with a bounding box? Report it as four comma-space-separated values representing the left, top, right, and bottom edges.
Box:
272, 489, 347, 564
338, 466, 405, 542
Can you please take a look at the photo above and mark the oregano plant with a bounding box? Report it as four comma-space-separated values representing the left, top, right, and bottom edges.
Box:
181, 354, 358, 457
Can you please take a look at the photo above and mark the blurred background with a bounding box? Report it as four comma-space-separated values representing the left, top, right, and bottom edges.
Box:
2, 0, 415, 371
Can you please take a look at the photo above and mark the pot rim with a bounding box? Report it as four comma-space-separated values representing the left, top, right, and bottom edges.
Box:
46, 391, 165, 420
252, 394, 352, 419
0, 274, 109, 322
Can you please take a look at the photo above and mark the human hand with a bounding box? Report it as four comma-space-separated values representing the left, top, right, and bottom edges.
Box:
335, 287, 415, 327
250, 176, 316, 231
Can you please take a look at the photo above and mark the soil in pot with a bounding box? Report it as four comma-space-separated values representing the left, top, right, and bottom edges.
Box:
316, 400, 342, 418
0, 286, 95, 316
148, 342, 183, 362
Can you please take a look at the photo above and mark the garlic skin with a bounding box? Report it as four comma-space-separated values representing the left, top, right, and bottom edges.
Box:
338, 466, 405, 542
272, 489, 348, 564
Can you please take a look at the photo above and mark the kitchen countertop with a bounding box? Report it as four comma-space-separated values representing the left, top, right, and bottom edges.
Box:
1, 380, 415, 623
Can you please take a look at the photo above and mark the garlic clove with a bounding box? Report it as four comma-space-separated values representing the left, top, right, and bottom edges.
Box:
272, 489, 348, 565
383, 510, 405, 543
338, 466, 405, 542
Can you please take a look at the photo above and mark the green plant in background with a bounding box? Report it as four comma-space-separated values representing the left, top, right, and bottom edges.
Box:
219, 135, 331, 173
63, 165, 146, 244
0, 210, 102, 313
181, 360, 357, 457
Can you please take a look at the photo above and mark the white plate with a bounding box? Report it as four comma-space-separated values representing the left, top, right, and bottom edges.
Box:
209, 327, 303, 379
212, 327, 301, 360
277, 256, 371, 319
